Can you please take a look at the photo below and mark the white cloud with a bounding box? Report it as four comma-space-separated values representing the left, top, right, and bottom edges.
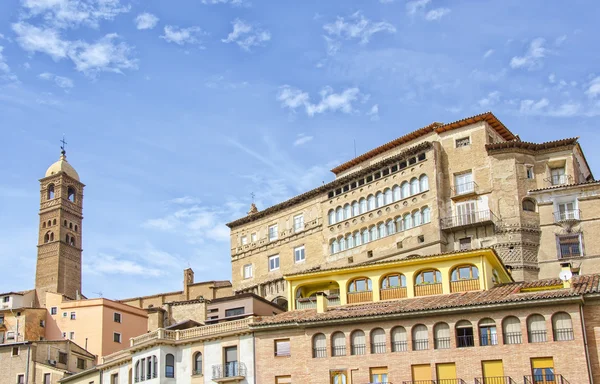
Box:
555, 34, 567, 46
293, 133, 313, 146
406, 0, 431, 15
367, 104, 379, 121
518, 98, 581, 117
134, 12, 158, 30
478, 91, 500, 107
201, 0, 246, 4
519, 98, 549, 113
277, 85, 363, 117
39, 72, 73, 89
323, 11, 395, 46
425, 8, 450, 21
12, 22, 137, 75
483, 49, 494, 59
169, 196, 202, 205
586, 76, 600, 98
549, 73, 556, 83
85, 253, 163, 277
0, 46, 10, 73
510, 38, 548, 70
161, 25, 204, 46
222, 19, 270, 51
20, 0, 130, 29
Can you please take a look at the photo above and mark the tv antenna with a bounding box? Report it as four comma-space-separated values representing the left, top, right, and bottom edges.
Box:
559, 270, 572, 282
92, 291, 103, 298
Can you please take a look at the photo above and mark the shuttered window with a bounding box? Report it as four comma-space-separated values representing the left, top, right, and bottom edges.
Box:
275, 339, 291, 356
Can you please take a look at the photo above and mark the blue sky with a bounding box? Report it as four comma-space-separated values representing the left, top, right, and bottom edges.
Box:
1, 0, 600, 300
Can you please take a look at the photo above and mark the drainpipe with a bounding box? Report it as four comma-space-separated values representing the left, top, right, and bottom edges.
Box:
252, 332, 256, 384
25, 343, 31, 384
580, 302, 594, 384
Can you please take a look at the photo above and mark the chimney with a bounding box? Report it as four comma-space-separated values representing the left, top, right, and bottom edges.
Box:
316, 292, 328, 314
560, 262, 573, 289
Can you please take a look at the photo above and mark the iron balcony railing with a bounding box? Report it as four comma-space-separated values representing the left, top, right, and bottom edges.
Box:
440, 210, 497, 229
211, 362, 247, 380
544, 174, 573, 186
412, 339, 429, 351
371, 342, 386, 354
436, 380, 466, 384
474, 377, 517, 384
553, 328, 574, 341
480, 333, 498, 346
392, 340, 408, 352
554, 209, 581, 222
524, 374, 570, 384
452, 181, 478, 196
351, 344, 366, 355
502, 332, 522, 344
456, 335, 474, 348
434, 337, 451, 349
402, 381, 435, 384
312, 347, 327, 358
332, 345, 346, 356
528, 330, 548, 343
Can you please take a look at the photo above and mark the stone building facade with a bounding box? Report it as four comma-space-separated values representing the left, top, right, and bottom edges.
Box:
227, 112, 594, 305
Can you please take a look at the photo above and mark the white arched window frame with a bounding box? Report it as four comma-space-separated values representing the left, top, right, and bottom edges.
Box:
336, 207, 343, 222
422, 207, 431, 223
351, 331, 366, 355
502, 316, 522, 345
412, 210, 422, 226
331, 240, 339, 254
384, 189, 392, 205
378, 223, 386, 238
376, 192, 384, 208
371, 328, 386, 354
370, 226, 378, 241
552, 312, 574, 341
434, 323, 450, 349
391, 326, 407, 352
339, 237, 346, 251
419, 174, 429, 192
354, 232, 362, 246
368, 195, 376, 211
344, 204, 351, 220
527, 314, 547, 343
328, 210, 335, 225
396, 217, 404, 232
403, 214, 412, 230
387, 220, 395, 235
352, 201, 360, 216
359, 198, 367, 214
347, 234, 354, 249
362, 229, 369, 244
401, 182, 410, 199
393, 185, 401, 201
410, 178, 419, 195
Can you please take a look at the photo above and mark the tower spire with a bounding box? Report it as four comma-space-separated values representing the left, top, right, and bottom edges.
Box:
60, 134, 68, 156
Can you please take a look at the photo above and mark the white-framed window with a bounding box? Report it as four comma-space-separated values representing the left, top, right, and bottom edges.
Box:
70, 312, 76, 320
62, 312, 68, 318
17, 374, 24, 384
294, 246, 305, 263
455, 172, 474, 195
268, 255, 280, 271
44, 373, 51, 384
2, 296, 9, 303
268, 224, 278, 241
556, 201, 578, 221
243, 264, 253, 279
114, 312, 122, 323
526, 166, 534, 179
12, 346, 19, 356
456, 200, 477, 226
69, 331, 75, 340
113, 332, 122, 343
251, 233, 257, 242
550, 167, 567, 185
456, 137, 471, 147
50, 307, 57, 315
293, 214, 304, 231
241, 236, 248, 245
7, 331, 15, 341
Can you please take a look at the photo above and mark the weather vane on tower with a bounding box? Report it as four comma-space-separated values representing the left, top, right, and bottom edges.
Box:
60, 134, 68, 155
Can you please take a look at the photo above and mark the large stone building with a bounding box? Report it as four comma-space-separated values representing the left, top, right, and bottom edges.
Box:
226, 112, 595, 306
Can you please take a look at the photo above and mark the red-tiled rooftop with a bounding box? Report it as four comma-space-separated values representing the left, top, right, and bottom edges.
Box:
485, 137, 579, 152
528, 179, 600, 193
251, 274, 600, 327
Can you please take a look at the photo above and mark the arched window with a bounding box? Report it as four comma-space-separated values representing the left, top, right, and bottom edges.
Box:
193, 352, 202, 375
367, 195, 376, 211
395, 217, 404, 232
527, 314, 547, 343
343, 204, 351, 220
47, 184, 55, 200
378, 223, 386, 238
74, 225, 78, 232
370, 328, 386, 354
479, 318, 498, 346
339, 237, 346, 251
165, 353, 174, 378
400, 182, 409, 199
336, 207, 343, 222
412, 210, 422, 226
328, 210, 335, 225
391, 326, 407, 352
67, 187, 76, 203
69, 235, 75, 247
44, 232, 50, 243
63, 220, 67, 227
415, 269, 442, 285
412, 324, 428, 351
451, 265, 479, 281
376, 192, 384, 208
347, 234, 354, 249
522, 198, 536, 212
362, 229, 369, 244
370, 226, 378, 241
134, 360, 140, 382
393, 185, 401, 201
69, 222, 73, 229
456, 320, 474, 348
359, 198, 367, 214
386, 220, 395, 235
331, 332, 346, 356
403, 214, 412, 230
50, 232, 54, 241
354, 231, 361, 247
153, 356, 157, 379
422, 207, 431, 223
350, 330, 366, 355
47, 220, 51, 227
53, 219, 56, 225
352, 201, 360, 217
42, 222, 47, 229
434, 322, 450, 349
66, 234, 70, 243
552, 312, 574, 341
147, 357, 152, 380
410, 178, 419, 195
384, 189, 392, 205
348, 277, 372, 292
419, 174, 429, 192
381, 274, 406, 289
502, 316, 522, 344
331, 239, 339, 254
312, 333, 327, 358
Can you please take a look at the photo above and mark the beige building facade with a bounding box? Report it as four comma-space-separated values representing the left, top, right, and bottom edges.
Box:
227, 112, 594, 305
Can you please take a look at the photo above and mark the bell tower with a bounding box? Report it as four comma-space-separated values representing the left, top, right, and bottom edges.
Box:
35, 148, 85, 307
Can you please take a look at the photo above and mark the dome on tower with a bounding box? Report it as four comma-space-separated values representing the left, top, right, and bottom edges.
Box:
45, 152, 80, 181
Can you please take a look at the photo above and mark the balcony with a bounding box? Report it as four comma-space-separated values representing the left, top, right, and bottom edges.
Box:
544, 174, 573, 186
450, 279, 480, 293
502, 332, 522, 344
474, 378, 517, 384
212, 362, 247, 382
380, 287, 407, 300
528, 330, 547, 343
524, 374, 570, 384
553, 210, 581, 223
347, 291, 373, 304
414, 283, 442, 297
295, 295, 340, 310
434, 337, 450, 349
403, 381, 466, 384
451, 181, 478, 198
441, 210, 497, 230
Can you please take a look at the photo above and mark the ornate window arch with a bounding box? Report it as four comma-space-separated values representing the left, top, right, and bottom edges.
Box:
451, 265, 479, 281
67, 187, 76, 203
47, 184, 55, 200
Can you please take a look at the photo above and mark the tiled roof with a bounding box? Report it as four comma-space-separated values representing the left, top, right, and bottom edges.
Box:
330, 111, 515, 175
251, 274, 600, 327
528, 180, 600, 193
485, 137, 579, 152
226, 142, 432, 228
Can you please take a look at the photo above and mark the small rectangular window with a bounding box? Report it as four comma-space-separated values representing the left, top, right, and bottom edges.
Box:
40, 320, 45, 327
459, 237, 472, 251
17, 375, 24, 384
328, 191, 334, 199
225, 307, 245, 317
358, 179, 365, 186
69, 331, 75, 340
382, 168, 390, 176
390, 165, 398, 173
269, 255, 280, 271
558, 234, 582, 258
12, 346, 19, 356
418, 153, 426, 161
293, 214, 304, 231
399, 161, 407, 169
275, 339, 291, 357
2, 296, 9, 303
7, 331, 15, 341
77, 358, 86, 369
59, 352, 68, 364
114, 312, 122, 323
0, 315, 4, 325
343, 184, 350, 192
113, 332, 122, 343
70, 312, 76, 320
294, 246, 305, 263
268, 224, 278, 241
250, 233, 257, 242
526, 166, 534, 179
62, 312, 68, 318
50, 307, 57, 315
366, 175, 373, 183
374, 172, 381, 179
275, 376, 292, 384
456, 137, 471, 147
44, 373, 51, 384
243, 264, 253, 279
111, 374, 118, 384
408, 157, 417, 165
241, 236, 248, 245
350, 182, 357, 189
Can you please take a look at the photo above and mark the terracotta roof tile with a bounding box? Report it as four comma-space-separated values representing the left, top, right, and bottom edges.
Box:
528, 179, 600, 193
252, 274, 599, 327
485, 137, 579, 152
